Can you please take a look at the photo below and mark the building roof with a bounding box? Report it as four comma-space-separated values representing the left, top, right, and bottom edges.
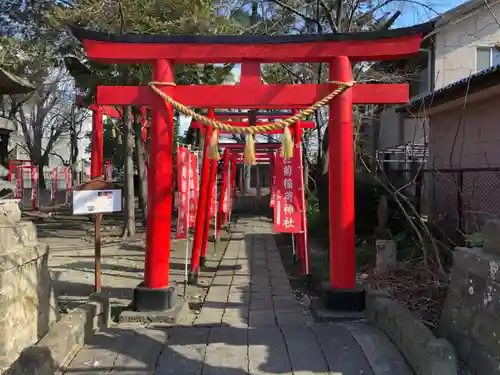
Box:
400, 64, 500, 113
0, 67, 35, 95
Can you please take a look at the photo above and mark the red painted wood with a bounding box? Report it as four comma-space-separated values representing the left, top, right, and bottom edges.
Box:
97, 84, 409, 107
241, 61, 261, 86
329, 56, 356, 289
190, 109, 215, 275
144, 59, 175, 288
81, 33, 422, 64
216, 149, 231, 239
201, 139, 218, 259
90, 106, 103, 178
88, 104, 123, 119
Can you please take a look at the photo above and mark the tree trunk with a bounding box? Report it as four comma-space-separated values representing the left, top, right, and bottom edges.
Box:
0, 131, 9, 170
38, 163, 46, 189
134, 126, 148, 228
70, 104, 79, 186
303, 156, 309, 192
122, 106, 136, 237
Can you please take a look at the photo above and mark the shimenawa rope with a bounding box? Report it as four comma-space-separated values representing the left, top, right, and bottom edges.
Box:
148, 80, 356, 164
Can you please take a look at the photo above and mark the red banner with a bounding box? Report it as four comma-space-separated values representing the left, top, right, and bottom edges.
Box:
188, 152, 198, 228
222, 161, 231, 214
273, 152, 303, 233
270, 152, 276, 207
229, 160, 236, 213
176, 147, 190, 239
209, 181, 217, 217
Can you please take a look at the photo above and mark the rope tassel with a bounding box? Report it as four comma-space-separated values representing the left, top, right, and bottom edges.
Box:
281, 126, 293, 159
209, 128, 221, 160
244, 134, 256, 165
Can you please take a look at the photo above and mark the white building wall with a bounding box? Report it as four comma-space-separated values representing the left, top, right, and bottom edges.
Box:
434, 0, 500, 89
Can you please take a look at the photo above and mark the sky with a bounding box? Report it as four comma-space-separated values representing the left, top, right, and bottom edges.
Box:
177, 0, 469, 136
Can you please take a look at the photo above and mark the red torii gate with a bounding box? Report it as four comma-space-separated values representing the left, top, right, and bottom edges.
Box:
76, 96, 149, 177
71, 24, 426, 312
189, 114, 309, 279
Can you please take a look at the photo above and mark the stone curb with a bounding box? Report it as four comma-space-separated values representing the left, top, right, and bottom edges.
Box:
366, 290, 458, 375
6, 293, 110, 375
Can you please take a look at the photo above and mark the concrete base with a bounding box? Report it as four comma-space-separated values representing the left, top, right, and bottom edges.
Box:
303, 274, 313, 287
119, 300, 188, 325
321, 282, 366, 312
132, 282, 176, 311
187, 269, 200, 285
200, 256, 207, 268
312, 298, 366, 322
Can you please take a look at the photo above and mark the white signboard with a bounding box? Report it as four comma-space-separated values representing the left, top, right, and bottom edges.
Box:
72, 189, 122, 215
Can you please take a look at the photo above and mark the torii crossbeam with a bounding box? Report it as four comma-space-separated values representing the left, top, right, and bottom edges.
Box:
72, 23, 427, 313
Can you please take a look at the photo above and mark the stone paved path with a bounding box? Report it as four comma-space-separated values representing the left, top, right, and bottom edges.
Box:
63, 217, 414, 375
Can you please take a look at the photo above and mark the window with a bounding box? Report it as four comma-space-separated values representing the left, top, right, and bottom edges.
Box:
476, 47, 500, 71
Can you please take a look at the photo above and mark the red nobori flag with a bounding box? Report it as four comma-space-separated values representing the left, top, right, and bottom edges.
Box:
188, 152, 198, 228
273, 153, 283, 227
270, 152, 277, 207
221, 159, 231, 214
176, 147, 190, 239
273, 152, 303, 233
209, 181, 217, 217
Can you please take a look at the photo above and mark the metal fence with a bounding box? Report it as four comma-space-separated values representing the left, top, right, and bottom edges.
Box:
411, 167, 500, 237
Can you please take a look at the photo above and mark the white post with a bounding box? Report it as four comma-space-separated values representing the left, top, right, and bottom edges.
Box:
213, 168, 218, 241
298, 143, 309, 275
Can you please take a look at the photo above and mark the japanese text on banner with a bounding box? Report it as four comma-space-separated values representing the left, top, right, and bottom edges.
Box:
209, 178, 217, 217
176, 147, 190, 239
273, 152, 302, 233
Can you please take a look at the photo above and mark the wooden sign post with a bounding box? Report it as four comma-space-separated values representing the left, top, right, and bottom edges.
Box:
72, 178, 122, 292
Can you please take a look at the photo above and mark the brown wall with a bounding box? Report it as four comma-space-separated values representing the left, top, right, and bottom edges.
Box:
426, 92, 500, 233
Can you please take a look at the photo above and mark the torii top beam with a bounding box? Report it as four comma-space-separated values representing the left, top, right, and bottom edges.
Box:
70, 24, 430, 64
71, 25, 429, 108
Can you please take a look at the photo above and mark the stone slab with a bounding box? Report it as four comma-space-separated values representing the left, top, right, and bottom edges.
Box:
248, 326, 292, 374
309, 322, 374, 375
63, 328, 136, 374
342, 322, 414, 375
367, 292, 457, 375
155, 327, 209, 375
202, 326, 248, 375
280, 324, 329, 374
109, 328, 166, 373
8, 298, 109, 375
249, 310, 276, 327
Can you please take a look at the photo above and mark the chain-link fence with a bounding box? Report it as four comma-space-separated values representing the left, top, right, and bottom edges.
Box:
413, 167, 500, 238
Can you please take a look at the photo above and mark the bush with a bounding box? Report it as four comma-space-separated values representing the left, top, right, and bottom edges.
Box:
315, 171, 381, 238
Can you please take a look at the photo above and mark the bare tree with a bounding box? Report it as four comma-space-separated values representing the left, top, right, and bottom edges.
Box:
10, 69, 75, 188
134, 111, 148, 228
